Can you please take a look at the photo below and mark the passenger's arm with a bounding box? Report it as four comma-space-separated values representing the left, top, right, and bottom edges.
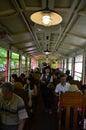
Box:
32, 85, 38, 96
18, 119, 26, 130
28, 91, 32, 107
54, 92, 59, 96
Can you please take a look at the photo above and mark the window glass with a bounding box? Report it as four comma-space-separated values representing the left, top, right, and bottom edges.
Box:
58, 60, 63, 71
0, 48, 7, 82
27, 57, 30, 70
11, 52, 19, 75
75, 63, 82, 73
12, 52, 19, 59
68, 58, 72, 75
21, 56, 25, 73
64, 59, 67, 73
0, 48, 7, 57
60, 60, 64, 71
75, 55, 83, 62
74, 55, 83, 81
74, 72, 82, 81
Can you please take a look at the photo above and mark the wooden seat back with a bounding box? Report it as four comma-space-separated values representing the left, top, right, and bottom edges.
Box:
14, 88, 29, 114
82, 94, 86, 129
58, 92, 83, 130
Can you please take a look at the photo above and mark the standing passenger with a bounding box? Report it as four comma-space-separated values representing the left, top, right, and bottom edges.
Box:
40, 66, 53, 114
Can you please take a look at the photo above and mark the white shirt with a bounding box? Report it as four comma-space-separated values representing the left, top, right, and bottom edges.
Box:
40, 73, 53, 83
55, 82, 70, 93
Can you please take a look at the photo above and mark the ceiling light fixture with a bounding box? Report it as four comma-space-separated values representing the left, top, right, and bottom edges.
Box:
30, 0, 62, 26
44, 44, 51, 55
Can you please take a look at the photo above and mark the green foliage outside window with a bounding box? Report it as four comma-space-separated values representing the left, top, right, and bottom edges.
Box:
0, 48, 7, 57
0, 48, 6, 71
12, 52, 19, 59
11, 52, 19, 75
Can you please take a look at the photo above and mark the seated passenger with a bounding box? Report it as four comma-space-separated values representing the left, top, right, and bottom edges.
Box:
11, 74, 18, 84
0, 82, 28, 130
13, 81, 24, 89
54, 74, 71, 112
11, 74, 24, 89
81, 84, 86, 94
24, 76, 38, 115
55, 74, 71, 95
19, 73, 26, 86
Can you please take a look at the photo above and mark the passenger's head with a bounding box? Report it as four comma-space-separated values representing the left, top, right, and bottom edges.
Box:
13, 82, 23, 89
26, 76, 35, 90
11, 74, 18, 83
20, 73, 25, 78
0, 82, 14, 101
60, 74, 67, 85
26, 76, 34, 84
44, 66, 51, 74
52, 73, 57, 79
65, 70, 70, 75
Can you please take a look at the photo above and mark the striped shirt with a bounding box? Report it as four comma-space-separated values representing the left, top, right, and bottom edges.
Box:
0, 93, 28, 125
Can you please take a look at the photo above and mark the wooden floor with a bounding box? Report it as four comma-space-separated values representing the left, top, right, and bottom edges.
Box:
29, 89, 58, 130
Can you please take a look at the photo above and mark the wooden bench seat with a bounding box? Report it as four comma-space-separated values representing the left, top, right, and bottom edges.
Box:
58, 92, 83, 130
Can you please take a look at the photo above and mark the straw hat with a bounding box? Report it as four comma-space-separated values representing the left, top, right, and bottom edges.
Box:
69, 84, 80, 92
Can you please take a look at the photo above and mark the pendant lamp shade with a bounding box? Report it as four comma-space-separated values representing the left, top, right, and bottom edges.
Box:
44, 44, 51, 55
30, 10, 62, 26
30, 0, 62, 26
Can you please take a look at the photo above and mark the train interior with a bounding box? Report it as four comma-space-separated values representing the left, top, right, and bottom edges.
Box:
0, 0, 86, 130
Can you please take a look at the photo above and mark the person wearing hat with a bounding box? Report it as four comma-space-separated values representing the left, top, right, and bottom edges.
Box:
0, 82, 28, 130
68, 84, 81, 92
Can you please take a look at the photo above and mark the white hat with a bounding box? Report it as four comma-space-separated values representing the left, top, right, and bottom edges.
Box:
69, 84, 80, 92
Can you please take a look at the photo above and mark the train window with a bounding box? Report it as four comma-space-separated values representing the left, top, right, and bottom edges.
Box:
64, 59, 67, 73
31, 58, 38, 69
74, 55, 83, 81
11, 52, 19, 75
0, 48, 7, 57
58, 60, 63, 71
68, 58, 72, 75
21, 56, 26, 73
27, 57, 30, 70
0, 48, 6, 82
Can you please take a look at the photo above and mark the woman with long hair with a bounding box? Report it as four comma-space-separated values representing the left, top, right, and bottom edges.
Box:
24, 76, 37, 115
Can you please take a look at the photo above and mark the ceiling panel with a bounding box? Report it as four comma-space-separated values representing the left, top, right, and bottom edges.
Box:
0, 0, 86, 60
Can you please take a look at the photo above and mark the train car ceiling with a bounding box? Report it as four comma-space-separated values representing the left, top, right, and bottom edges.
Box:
0, 0, 86, 62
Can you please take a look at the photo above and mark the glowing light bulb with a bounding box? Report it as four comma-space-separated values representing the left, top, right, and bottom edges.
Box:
42, 15, 51, 25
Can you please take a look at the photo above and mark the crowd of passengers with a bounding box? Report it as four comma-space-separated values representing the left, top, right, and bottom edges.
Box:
0, 64, 86, 130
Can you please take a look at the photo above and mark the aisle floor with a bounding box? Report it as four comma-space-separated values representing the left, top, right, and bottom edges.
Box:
29, 90, 58, 130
